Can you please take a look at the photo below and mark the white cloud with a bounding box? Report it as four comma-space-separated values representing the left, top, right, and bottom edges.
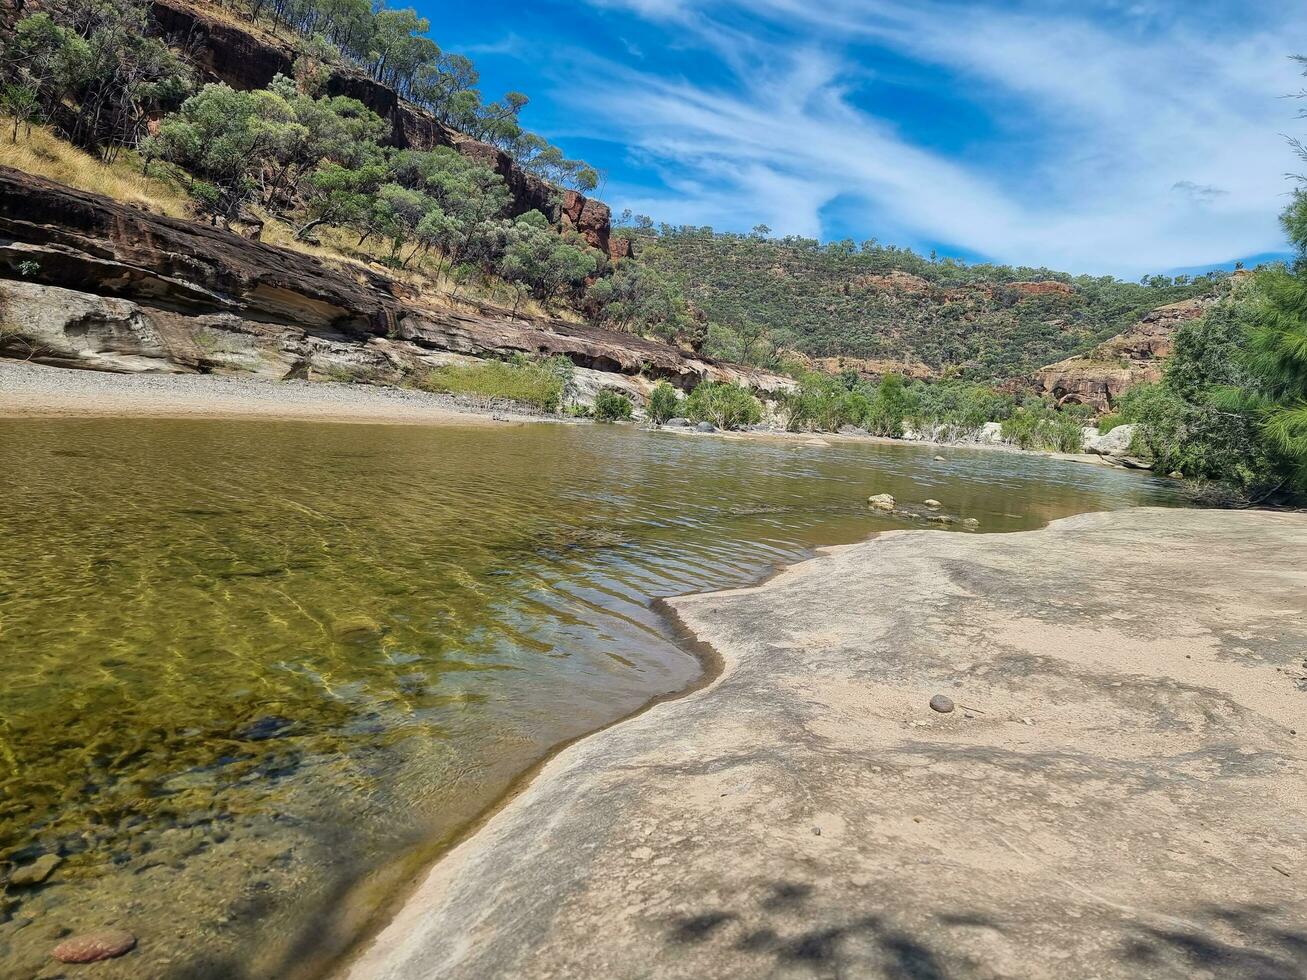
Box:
553, 0, 1307, 275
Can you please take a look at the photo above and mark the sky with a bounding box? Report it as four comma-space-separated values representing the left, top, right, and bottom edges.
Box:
428, 0, 1307, 278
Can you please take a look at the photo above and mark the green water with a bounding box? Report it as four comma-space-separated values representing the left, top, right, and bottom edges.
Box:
0, 419, 1183, 977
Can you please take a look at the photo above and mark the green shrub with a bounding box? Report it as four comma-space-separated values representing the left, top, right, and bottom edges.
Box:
1001, 407, 1084, 452
647, 380, 681, 423
778, 372, 868, 432
906, 380, 1014, 441
420, 359, 564, 412
593, 390, 634, 422
1117, 381, 1277, 489
862, 373, 916, 437
684, 381, 763, 430
1097, 413, 1125, 434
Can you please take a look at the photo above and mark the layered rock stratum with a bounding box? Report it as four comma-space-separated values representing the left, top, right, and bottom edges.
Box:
0, 168, 785, 400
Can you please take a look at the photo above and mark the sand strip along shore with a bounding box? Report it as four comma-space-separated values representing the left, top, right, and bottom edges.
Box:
0, 361, 525, 425
342, 507, 1307, 980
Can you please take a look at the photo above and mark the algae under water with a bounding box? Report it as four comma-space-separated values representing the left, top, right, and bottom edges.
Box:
0, 419, 1183, 977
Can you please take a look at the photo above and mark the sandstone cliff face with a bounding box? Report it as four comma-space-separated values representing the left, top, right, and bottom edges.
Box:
1033, 295, 1216, 410
145, 0, 619, 258
0, 168, 782, 396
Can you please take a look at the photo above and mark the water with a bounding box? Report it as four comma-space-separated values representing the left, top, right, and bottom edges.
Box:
0, 419, 1183, 977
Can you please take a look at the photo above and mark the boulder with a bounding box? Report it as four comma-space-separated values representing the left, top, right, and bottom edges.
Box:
663, 418, 691, 428
1084, 424, 1137, 457
694, 422, 717, 433
923, 499, 942, 509
868, 494, 896, 511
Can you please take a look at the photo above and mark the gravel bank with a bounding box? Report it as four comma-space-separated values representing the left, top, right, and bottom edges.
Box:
0, 361, 536, 425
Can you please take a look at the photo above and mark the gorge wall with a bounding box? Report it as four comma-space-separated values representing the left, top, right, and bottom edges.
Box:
0, 167, 782, 399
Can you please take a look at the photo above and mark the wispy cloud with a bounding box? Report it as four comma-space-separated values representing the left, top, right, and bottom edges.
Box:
538, 0, 1307, 275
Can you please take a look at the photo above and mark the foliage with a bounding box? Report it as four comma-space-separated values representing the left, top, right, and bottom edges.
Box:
1001, 407, 1084, 453
627, 223, 1222, 378
1112, 301, 1284, 495
700, 317, 786, 368
1096, 413, 1126, 434
593, 390, 634, 422
586, 263, 690, 340
863, 374, 915, 437
683, 381, 763, 430
243, 0, 597, 189
1219, 190, 1307, 489
777, 372, 868, 432
904, 380, 1014, 442
419, 359, 564, 412
647, 381, 681, 424
3, 0, 190, 159
495, 211, 602, 306
142, 78, 385, 220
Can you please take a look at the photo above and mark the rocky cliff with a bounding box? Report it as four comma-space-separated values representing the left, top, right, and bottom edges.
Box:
144, 0, 625, 259
0, 167, 780, 397
1033, 293, 1221, 410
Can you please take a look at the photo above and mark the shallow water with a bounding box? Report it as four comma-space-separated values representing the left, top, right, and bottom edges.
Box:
0, 419, 1183, 977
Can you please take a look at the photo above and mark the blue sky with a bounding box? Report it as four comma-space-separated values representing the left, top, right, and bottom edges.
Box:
427, 0, 1307, 277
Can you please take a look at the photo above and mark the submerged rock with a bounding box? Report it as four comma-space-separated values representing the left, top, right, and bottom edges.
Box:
867, 493, 895, 511
8, 853, 61, 887
52, 929, 137, 963
233, 715, 295, 742
923, 499, 942, 509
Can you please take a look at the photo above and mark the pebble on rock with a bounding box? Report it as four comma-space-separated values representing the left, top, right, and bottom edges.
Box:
929, 694, 955, 714
52, 929, 137, 964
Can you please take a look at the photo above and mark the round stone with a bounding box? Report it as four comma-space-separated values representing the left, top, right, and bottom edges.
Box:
52, 929, 137, 964
923, 499, 942, 509
929, 694, 955, 714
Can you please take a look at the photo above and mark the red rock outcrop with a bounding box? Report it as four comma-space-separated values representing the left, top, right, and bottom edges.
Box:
1033, 295, 1217, 410
849, 271, 931, 294
1008, 280, 1075, 298
0, 167, 781, 393
145, 0, 620, 257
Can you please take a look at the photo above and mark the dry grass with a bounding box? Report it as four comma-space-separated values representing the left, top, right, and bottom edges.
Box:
0, 122, 194, 218
258, 211, 576, 321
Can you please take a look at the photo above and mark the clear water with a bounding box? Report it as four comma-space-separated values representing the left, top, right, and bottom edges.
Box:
0, 419, 1183, 977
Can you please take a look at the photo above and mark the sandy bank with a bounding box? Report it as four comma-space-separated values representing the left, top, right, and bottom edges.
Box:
344, 508, 1307, 979
0, 361, 526, 425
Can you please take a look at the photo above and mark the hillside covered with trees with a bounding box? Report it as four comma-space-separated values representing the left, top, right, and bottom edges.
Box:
627, 222, 1227, 379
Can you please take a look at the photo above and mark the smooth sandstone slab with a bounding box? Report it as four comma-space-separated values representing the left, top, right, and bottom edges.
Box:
345, 508, 1307, 979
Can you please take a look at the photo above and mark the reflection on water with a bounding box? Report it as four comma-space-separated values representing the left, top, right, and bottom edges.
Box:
0, 419, 1182, 977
